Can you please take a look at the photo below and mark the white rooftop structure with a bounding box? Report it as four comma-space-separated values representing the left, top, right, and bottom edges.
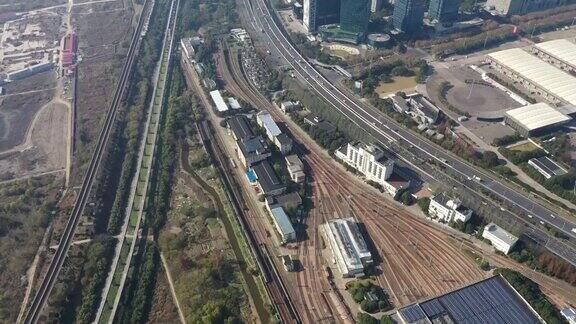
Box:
487, 48, 576, 106
209, 90, 229, 112
269, 206, 296, 243
482, 223, 518, 254
257, 111, 282, 138
561, 307, 576, 324
533, 39, 576, 70
228, 97, 242, 110
321, 217, 373, 278
504, 102, 571, 132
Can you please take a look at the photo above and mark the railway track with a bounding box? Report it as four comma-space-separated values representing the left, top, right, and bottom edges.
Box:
181, 56, 301, 324
94, 0, 180, 322
21, 1, 151, 322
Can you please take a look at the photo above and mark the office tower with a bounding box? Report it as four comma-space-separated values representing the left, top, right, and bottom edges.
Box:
428, 0, 460, 23
304, 0, 340, 32
392, 0, 426, 33
371, 0, 382, 12
340, 0, 370, 33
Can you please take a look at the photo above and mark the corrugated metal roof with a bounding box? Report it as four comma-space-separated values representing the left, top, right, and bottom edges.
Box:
209, 90, 229, 112
487, 48, 576, 106
270, 206, 295, 237
534, 38, 576, 69
504, 102, 570, 131
257, 111, 282, 137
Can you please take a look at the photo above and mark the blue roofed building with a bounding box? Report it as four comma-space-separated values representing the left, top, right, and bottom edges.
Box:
398, 275, 544, 324
267, 204, 296, 243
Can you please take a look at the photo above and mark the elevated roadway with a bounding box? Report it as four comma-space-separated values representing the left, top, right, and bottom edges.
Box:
240, 0, 576, 265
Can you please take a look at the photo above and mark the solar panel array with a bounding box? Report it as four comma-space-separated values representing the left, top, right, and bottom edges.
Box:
398, 276, 542, 324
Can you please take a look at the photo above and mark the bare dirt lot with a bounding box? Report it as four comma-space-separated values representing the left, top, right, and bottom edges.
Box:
0, 71, 57, 151
71, 0, 134, 179
430, 64, 522, 116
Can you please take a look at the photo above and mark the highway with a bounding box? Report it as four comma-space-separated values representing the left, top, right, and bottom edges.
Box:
21, 1, 151, 322
240, 0, 576, 260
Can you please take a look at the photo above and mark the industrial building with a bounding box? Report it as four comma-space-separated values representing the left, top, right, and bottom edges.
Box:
486, 48, 576, 106
6, 62, 55, 81
209, 90, 229, 113
236, 135, 271, 167
397, 275, 543, 323
428, 193, 473, 223
335, 142, 394, 187
531, 38, 576, 74
251, 160, 286, 196
320, 217, 373, 278
484, 0, 572, 16
266, 204, 296, 243
482, 223, 518, 254
392, 0, 427, 33
528, 156, 567, 179
504, 103, 571, 137
227, 115, 253, 141
428, 0, 460, 24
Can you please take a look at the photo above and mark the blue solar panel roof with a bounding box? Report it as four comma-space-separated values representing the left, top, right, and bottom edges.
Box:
397, 276, 542, 324
399, 304, 427, 322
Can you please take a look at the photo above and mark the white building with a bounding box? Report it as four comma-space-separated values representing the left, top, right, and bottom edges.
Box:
428, 193, 473, 223
335, 142, 394, 187
482, 223, 518, 254
285, 154, 305, 183
486, 48, 576, 106
280, 100, 301, 113
320, 217, 373, 278
532, 38, 576, 74
209, 90, 229, 113
303, 0, 317, 32
256, 111, 293, 154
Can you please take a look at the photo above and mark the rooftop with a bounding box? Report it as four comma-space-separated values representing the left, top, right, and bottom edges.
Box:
534, 38, 576, 69
252, 160, 285, 194
504, 102, 571, 131
487, 48, 576, 106
274, 192, 302, 208
238, 135, 268, 158
483, 223, 518, 246
276, 133, 293, 146
257, 111, 282, 137
398, 276, 542, 324
325, 217, 372, 275
209, 90, 229, 112
228, 115, 253, 139
228, 97, 242, 109
529, 156, 567, 177
270, 206, 296, 238
285, 154, 303, 168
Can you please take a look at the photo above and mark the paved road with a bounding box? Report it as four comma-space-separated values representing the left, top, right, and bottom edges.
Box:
240, 0, 576, 262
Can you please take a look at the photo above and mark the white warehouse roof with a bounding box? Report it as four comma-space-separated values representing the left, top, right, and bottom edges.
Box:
257, 111, 282, 137
505, 102, 571, 131
209, 90, 229, 112
487, 48, 576, 106
534, 38, 576, 69
483, 223, 518, 247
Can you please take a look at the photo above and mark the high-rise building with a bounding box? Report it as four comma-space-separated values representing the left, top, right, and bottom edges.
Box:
371, 0, 382, 12
392, 0, 426, 33
428, 0, 460, 23
303, 0, 340, 32
340, 0, 370, 33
